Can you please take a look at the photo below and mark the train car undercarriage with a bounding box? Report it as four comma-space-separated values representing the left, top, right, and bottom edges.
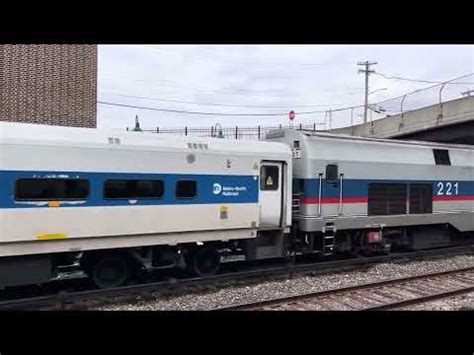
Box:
1, 222, 470, 290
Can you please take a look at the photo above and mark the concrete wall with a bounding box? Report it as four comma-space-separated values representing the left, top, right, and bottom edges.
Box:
333, 96, 474, 140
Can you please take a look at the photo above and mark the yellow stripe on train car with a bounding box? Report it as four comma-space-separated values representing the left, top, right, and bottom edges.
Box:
36, 233, 68, 241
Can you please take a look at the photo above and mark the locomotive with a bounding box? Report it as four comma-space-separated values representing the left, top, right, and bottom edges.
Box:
0, 122, 472, 288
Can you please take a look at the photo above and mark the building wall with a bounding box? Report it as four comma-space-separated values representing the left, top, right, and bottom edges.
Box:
0, 44, 97, 128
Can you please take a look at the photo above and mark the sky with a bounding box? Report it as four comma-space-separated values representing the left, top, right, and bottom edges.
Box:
97, 45, 474, 130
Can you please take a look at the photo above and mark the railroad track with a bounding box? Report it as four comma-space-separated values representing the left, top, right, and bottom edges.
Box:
0, 245, 472, 310
217, 266, 474, 310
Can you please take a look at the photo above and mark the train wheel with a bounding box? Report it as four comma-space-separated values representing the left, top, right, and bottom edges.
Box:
92, 254, 131, 289
187, 247, 221, 277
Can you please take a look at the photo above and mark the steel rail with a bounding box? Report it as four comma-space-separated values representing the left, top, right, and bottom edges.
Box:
217, 266, 474, 311
0, 244, 472, 311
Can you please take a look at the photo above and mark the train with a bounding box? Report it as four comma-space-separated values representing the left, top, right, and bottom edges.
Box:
0, 122, 472, 288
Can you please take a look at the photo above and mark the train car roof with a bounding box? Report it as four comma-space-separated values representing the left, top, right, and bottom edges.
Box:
266, 129, 474, 151
0, 122, 291, 156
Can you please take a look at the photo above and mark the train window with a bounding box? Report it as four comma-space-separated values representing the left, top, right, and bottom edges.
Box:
176, 180, 197, 198
409, 184, 433, 214
260, 166, 279, 190
325, 164, 338, 184
104, 180, 164, 199
433, 149, 451, 165
368, 183, 407, 216
15, 179, 90, 200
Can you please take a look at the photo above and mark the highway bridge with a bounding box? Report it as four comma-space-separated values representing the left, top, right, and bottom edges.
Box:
333, 96, 474, 145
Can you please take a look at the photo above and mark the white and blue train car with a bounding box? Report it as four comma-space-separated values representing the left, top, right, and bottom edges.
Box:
0, 122, 292, 287
266, 129, 474, 254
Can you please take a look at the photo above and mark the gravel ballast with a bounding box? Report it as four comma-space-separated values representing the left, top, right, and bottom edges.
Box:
398, 292, 474, 310
91, 253, 474, 311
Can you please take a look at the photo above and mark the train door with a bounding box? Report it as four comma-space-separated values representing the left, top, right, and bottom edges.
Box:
259, 161, 284, 228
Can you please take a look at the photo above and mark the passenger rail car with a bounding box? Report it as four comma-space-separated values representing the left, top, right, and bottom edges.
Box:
0, 123, 292, 288
265, 130, 473, 255
0, 123, 472, 289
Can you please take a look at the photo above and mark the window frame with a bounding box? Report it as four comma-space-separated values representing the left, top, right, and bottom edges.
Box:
103, 179, 165, 200
175, 180, 198, 199
433, 149, 451, 166
260, 165, 280, 191
14, 178, 91, 201
325, 164, 339, 185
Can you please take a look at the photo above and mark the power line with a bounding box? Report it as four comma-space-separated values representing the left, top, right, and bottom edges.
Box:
98, 101, 333, 116
99, 74, 321, 99
374, 72, 474, 85
98, 73, 474, 118
100, 73, 365, 100
375, 73, 474, 106
100, 91, 360, 109
148, 47, 356, 68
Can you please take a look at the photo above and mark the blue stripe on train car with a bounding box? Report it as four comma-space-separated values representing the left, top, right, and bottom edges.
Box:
0, 170, 259, 208
296, 178, 474, 200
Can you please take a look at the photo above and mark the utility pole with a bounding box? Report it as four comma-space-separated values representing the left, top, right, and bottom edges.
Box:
358, 60, 377, 124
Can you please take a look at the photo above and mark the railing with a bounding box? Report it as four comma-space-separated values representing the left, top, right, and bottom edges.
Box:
127, 123, 326, 140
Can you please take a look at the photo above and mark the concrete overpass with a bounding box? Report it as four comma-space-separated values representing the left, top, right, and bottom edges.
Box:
333, 96, 474, 145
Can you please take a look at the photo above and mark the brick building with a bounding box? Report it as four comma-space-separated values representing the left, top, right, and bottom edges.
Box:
0, 44, 97, 128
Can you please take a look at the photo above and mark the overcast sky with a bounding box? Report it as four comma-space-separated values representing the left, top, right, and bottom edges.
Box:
97, 45, 474, 130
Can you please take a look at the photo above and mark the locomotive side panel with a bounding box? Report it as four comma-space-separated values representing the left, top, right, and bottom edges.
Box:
267, 130, 474, 235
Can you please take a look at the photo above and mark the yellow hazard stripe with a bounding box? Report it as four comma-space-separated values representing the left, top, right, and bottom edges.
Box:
36, 233, 68, 241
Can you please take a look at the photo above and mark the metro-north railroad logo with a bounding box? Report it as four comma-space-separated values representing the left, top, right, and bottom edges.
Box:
213, 183, 222, 195
213, 183, 248, 196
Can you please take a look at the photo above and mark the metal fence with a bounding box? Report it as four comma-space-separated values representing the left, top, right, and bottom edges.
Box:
127, 123, 326, 140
